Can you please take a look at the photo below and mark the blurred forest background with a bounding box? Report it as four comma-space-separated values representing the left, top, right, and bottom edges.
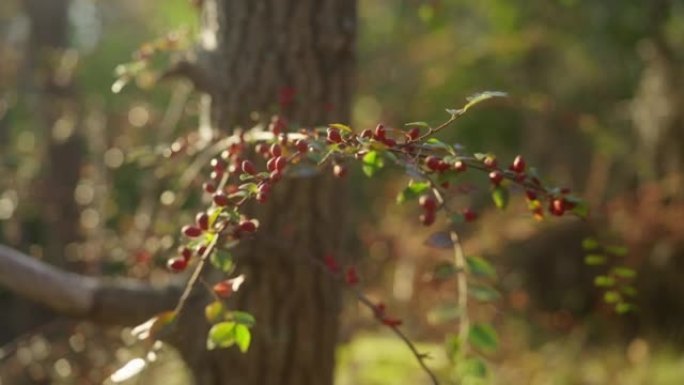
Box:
1, 0, 684, 384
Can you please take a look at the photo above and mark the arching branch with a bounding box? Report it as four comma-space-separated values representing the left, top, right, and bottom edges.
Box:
0, 244, 181, 325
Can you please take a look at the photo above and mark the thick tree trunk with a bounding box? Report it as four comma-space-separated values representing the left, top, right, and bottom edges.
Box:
170, 1, 356, 385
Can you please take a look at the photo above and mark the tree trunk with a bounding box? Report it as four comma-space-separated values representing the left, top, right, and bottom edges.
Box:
171, 1, 356, 385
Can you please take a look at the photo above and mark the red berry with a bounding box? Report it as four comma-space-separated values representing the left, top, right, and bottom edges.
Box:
454, 160, 467, 172
419, 195, 437, 211
241, 160, 256, 175
254, 143, 268, 155
256, 191, 268, 203
374, 124, 386, 140
179, 247, 192, 261
345, 266, 359, 285
420, 210, 436, 226
327, 128, 342, 143
239, 219, 258, 233
483, 156, 498, 169
489, 170, 503, 186
514, 172, 527, 183
274, 156, 286, 172
525, 190, 538, 201
511, 155, 526, 173
295, 139, 308, 154
266, 157, 276, 172
407, 127, 420, 141
203, 182, 216, 194
167, 256, 188, 272
182, 225, 202, 238
213, 192, 229, 207
210, 170, 223, 181
213, 281, 233, 298
360, 129, 373, 139
463, 208, 477, 222
550, 198, 566, 216
270, 170, 282, 183
333, 164, 347, 178
210, 158, 225, 172
383, 138, 397, 147
437, 160, 450, 172
270, 143, 282, 157
324, 254, 340, 273
196, 245, 207, 257
425, 156, 441, 171
196, 213, 209, 231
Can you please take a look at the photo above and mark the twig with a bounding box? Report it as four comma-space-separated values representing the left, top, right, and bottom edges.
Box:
308, 257, 441, 385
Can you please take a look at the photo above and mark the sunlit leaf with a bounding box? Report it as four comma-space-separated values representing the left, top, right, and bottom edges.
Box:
404, 121, 430, 128
109, 358, 147, 383
491, 186, 509, 210
612, 266, 636, 278
207, 321, 237, 350
582, 237, 599, 251
594, 275, 615, 287
234, 324, 252, 353
603, 291, 621, 304
396, 180, 431, 204
205, 301, 225, 323
466, 256, 496, 278
362, 150, 384, 177
469, 284, 501, 302
468, 323, 499, 352
605, 245, 628, 257
462, 91, 508, 112
584, 254, 606, 266
329, 123, 353, 133
459, 357, 488, 379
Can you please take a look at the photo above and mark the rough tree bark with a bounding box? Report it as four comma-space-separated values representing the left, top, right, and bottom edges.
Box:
168, 2, 357, 385
0, 1, 356, 384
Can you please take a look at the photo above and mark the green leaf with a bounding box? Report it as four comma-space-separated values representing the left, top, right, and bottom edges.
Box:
205, 301, 226, 323
584, 254, 607, 266
582, 237, 599, 251
230, 311, 256, 327
469, 284, 501, 302
396, 180, 431, 204
432, 262, 457, 281
468, 323, 499, 352
570, 200, 590, 219
329, 123, 352, 133
612, 266, 636, 278
427, 304, 462, 324
491, 186, 509, 210
445, 334, 461, 361
605, 245, 628, 257
594, 275, 615, 287
615, 302, 635, 314
234, 324, 252, 353
425, 138, 454, 153
362, 150, 384, 177
207, 321, 237, 350
603, 291, 621, 304
620, 285, 637, 297
459, 357, 488, 379
210, 250, 234, 273
463, 91, 508, 112
466, 256, 496, 278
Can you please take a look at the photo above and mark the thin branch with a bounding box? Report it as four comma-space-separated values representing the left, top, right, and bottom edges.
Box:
450, 231, 469, 362
308, 256, 441, 385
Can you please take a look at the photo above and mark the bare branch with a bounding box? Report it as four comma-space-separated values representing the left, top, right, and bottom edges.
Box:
0, 244, 180, 325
